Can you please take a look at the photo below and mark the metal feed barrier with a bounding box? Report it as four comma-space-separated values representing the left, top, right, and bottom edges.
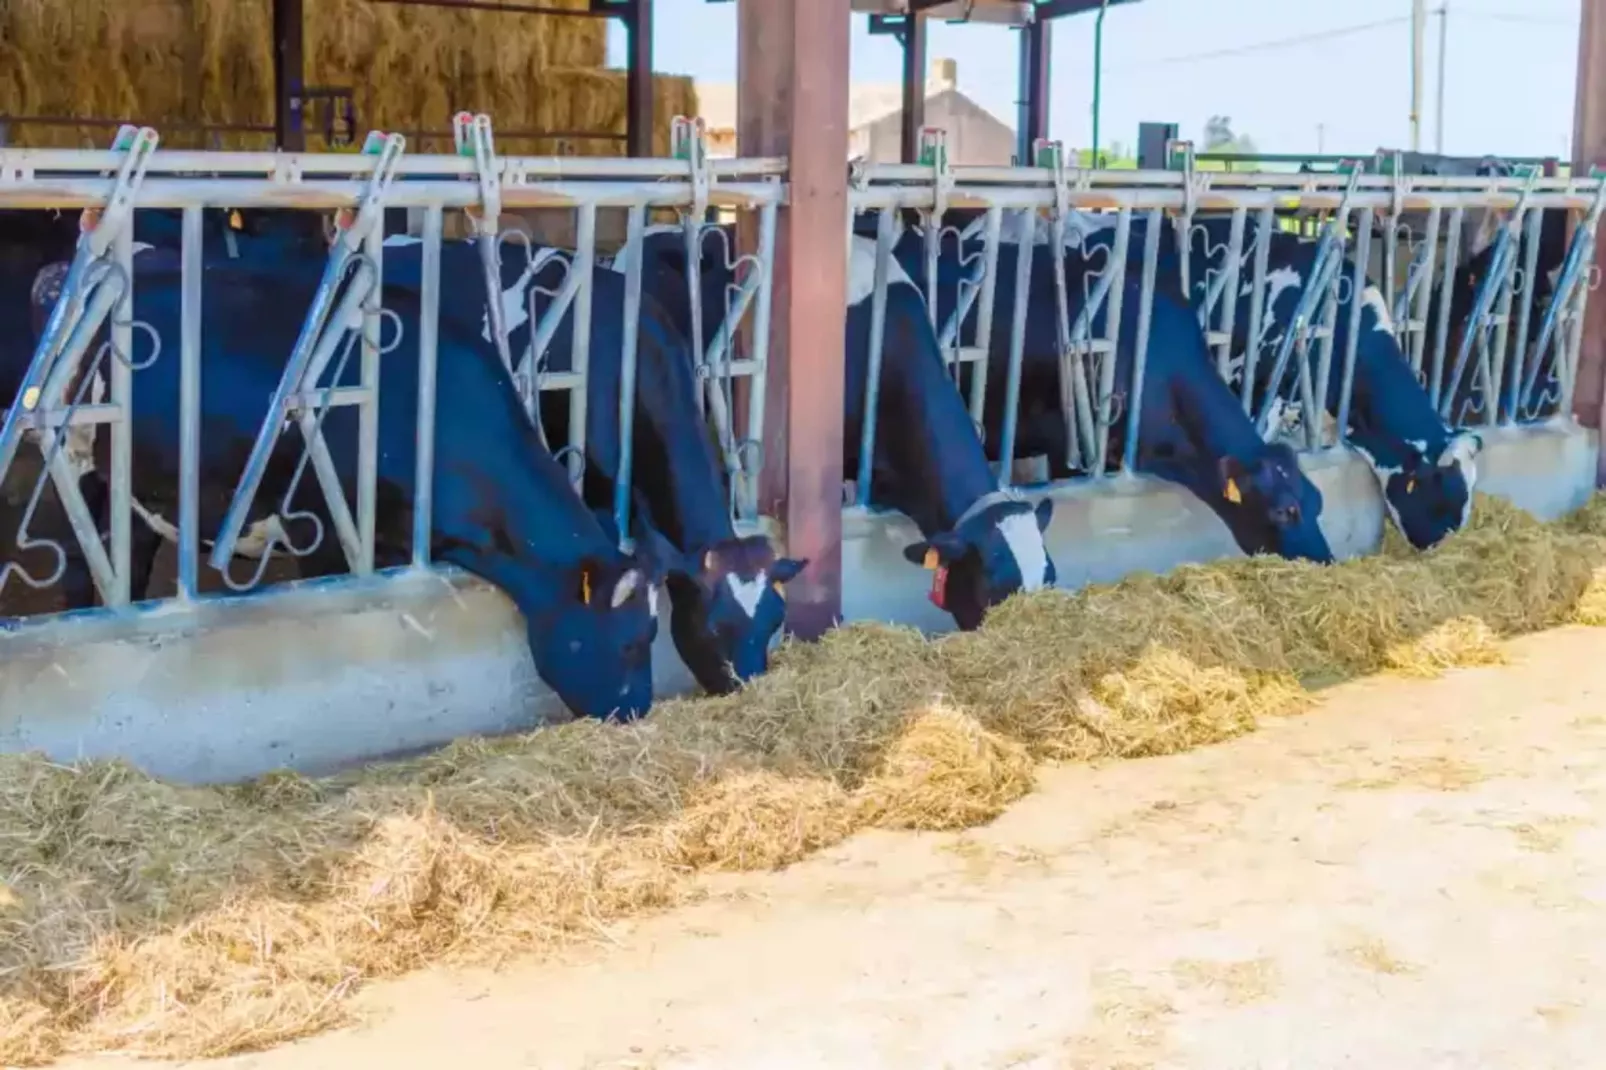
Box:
849, 133, 1606, 494
0, 118, 784, 615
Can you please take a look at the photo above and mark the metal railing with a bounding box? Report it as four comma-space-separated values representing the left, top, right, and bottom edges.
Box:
847, 133, 1606, 493
0, 118, 784, 616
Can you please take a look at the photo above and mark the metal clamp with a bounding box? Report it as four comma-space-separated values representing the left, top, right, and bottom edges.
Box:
920, 127, 953, 219
1388, 150, 1409, 222
672, 115, 711, 221
455, 111, 502, 237
78, 124, 158, 259
330, 130, 405, 252
1035, 138, 1072, 223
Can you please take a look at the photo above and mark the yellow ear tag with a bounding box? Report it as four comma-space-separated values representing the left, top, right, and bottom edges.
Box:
771, 581, 786, 600
1406, 477, 1416, 493
581, 571, 592, 605
228, 210, 243, 230
703, 551, 716, 573
21, 386, 40, 411
1224, 478, 1242, 505
923, 548, 939, 570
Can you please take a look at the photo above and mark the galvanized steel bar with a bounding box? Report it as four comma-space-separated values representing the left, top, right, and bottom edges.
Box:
178, 206, 203, 598
566, 202, 597, 488
412, 203, 444, 568
1335, 209, 1374, 446
1310, 209, 1349, 448
108, 223, 134, 603
1122, 210, 1164, 474
1084, 208, 1132, 467
0, 178, 785, 212
1508, 205, 1546, 423
1428, 207, 1464, 408
1241, 208, 1275, 414
1406, 207, 1441, 375
741, 200, 777, 521
854, 208, 898, 507
1212, 207, 1248, 380
996, 210, 1038, 490
1047, 208, 1079, 470
613, 202, 647, 547
967, 207, 1005, 423
355, 225, 382, 575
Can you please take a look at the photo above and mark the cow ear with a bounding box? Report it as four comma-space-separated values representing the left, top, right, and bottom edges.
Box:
902, 531, 965, 568
1217, 455, 1249, 505
769, 557, 808, 585
1033, 498, 1054, 533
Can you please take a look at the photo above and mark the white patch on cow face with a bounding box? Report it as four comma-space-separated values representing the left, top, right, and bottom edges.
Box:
997, 511, 1049, 593
647, 583, 660, 618
1359, 285, 1394, 333
603, 224, 682, 275
846, 234, 913, 307
724, 569, 768, 619
1456, 457, 1478, 529
1351, 442, 1407, 536
1439, 433, 1481, 530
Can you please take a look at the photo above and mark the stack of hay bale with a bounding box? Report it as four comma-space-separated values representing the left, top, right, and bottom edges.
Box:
0, 0, 697, 155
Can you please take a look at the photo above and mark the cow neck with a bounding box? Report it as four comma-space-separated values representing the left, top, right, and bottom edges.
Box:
628, 303, 738, 555
867, 288, 1000, 537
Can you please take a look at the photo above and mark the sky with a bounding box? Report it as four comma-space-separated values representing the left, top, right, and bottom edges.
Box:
608, 0, 1582, 161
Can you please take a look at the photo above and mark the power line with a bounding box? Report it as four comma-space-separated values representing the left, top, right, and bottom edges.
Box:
1456, 10, 1573, 27
1137, 16, 1410, 68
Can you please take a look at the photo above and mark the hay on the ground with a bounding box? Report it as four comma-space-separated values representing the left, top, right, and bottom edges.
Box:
6, 490, 1606, 1065
856, 706, 1035, 831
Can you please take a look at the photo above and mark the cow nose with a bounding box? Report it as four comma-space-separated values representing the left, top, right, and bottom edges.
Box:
1273, 503, 1301, 527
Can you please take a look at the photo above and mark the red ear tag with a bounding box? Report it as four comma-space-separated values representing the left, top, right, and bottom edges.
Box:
929, 565, 949, 609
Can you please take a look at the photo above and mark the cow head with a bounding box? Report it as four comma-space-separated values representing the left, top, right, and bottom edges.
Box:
901, 496, 1056, 631
1361, 432, 1481, 550
1212, 444, 1334, 563
526, 546, 667, 722
662, 534, 808, 694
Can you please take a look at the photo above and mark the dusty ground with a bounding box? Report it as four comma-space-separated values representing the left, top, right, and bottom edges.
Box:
60, 626, 1606, 1070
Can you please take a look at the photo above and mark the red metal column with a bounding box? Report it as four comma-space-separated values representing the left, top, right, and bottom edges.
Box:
738, 0, 851, 637
1573, 0, 1606, 473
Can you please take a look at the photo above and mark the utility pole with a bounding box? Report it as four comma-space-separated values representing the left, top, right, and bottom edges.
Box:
1435, 3, 1449, 153
1411, 0, 1425, 150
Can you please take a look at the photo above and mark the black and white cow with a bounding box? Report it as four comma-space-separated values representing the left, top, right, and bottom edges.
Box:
1431, 206, 1573, 426
616, 224, 1058, 630
375, 232, 807, 693
3, 237, 669, 721
873, 217, 1334, 563
945, 209, 1481, 550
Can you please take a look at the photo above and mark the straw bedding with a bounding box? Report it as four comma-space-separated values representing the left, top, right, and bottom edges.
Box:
5, 491, 1606, 1063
